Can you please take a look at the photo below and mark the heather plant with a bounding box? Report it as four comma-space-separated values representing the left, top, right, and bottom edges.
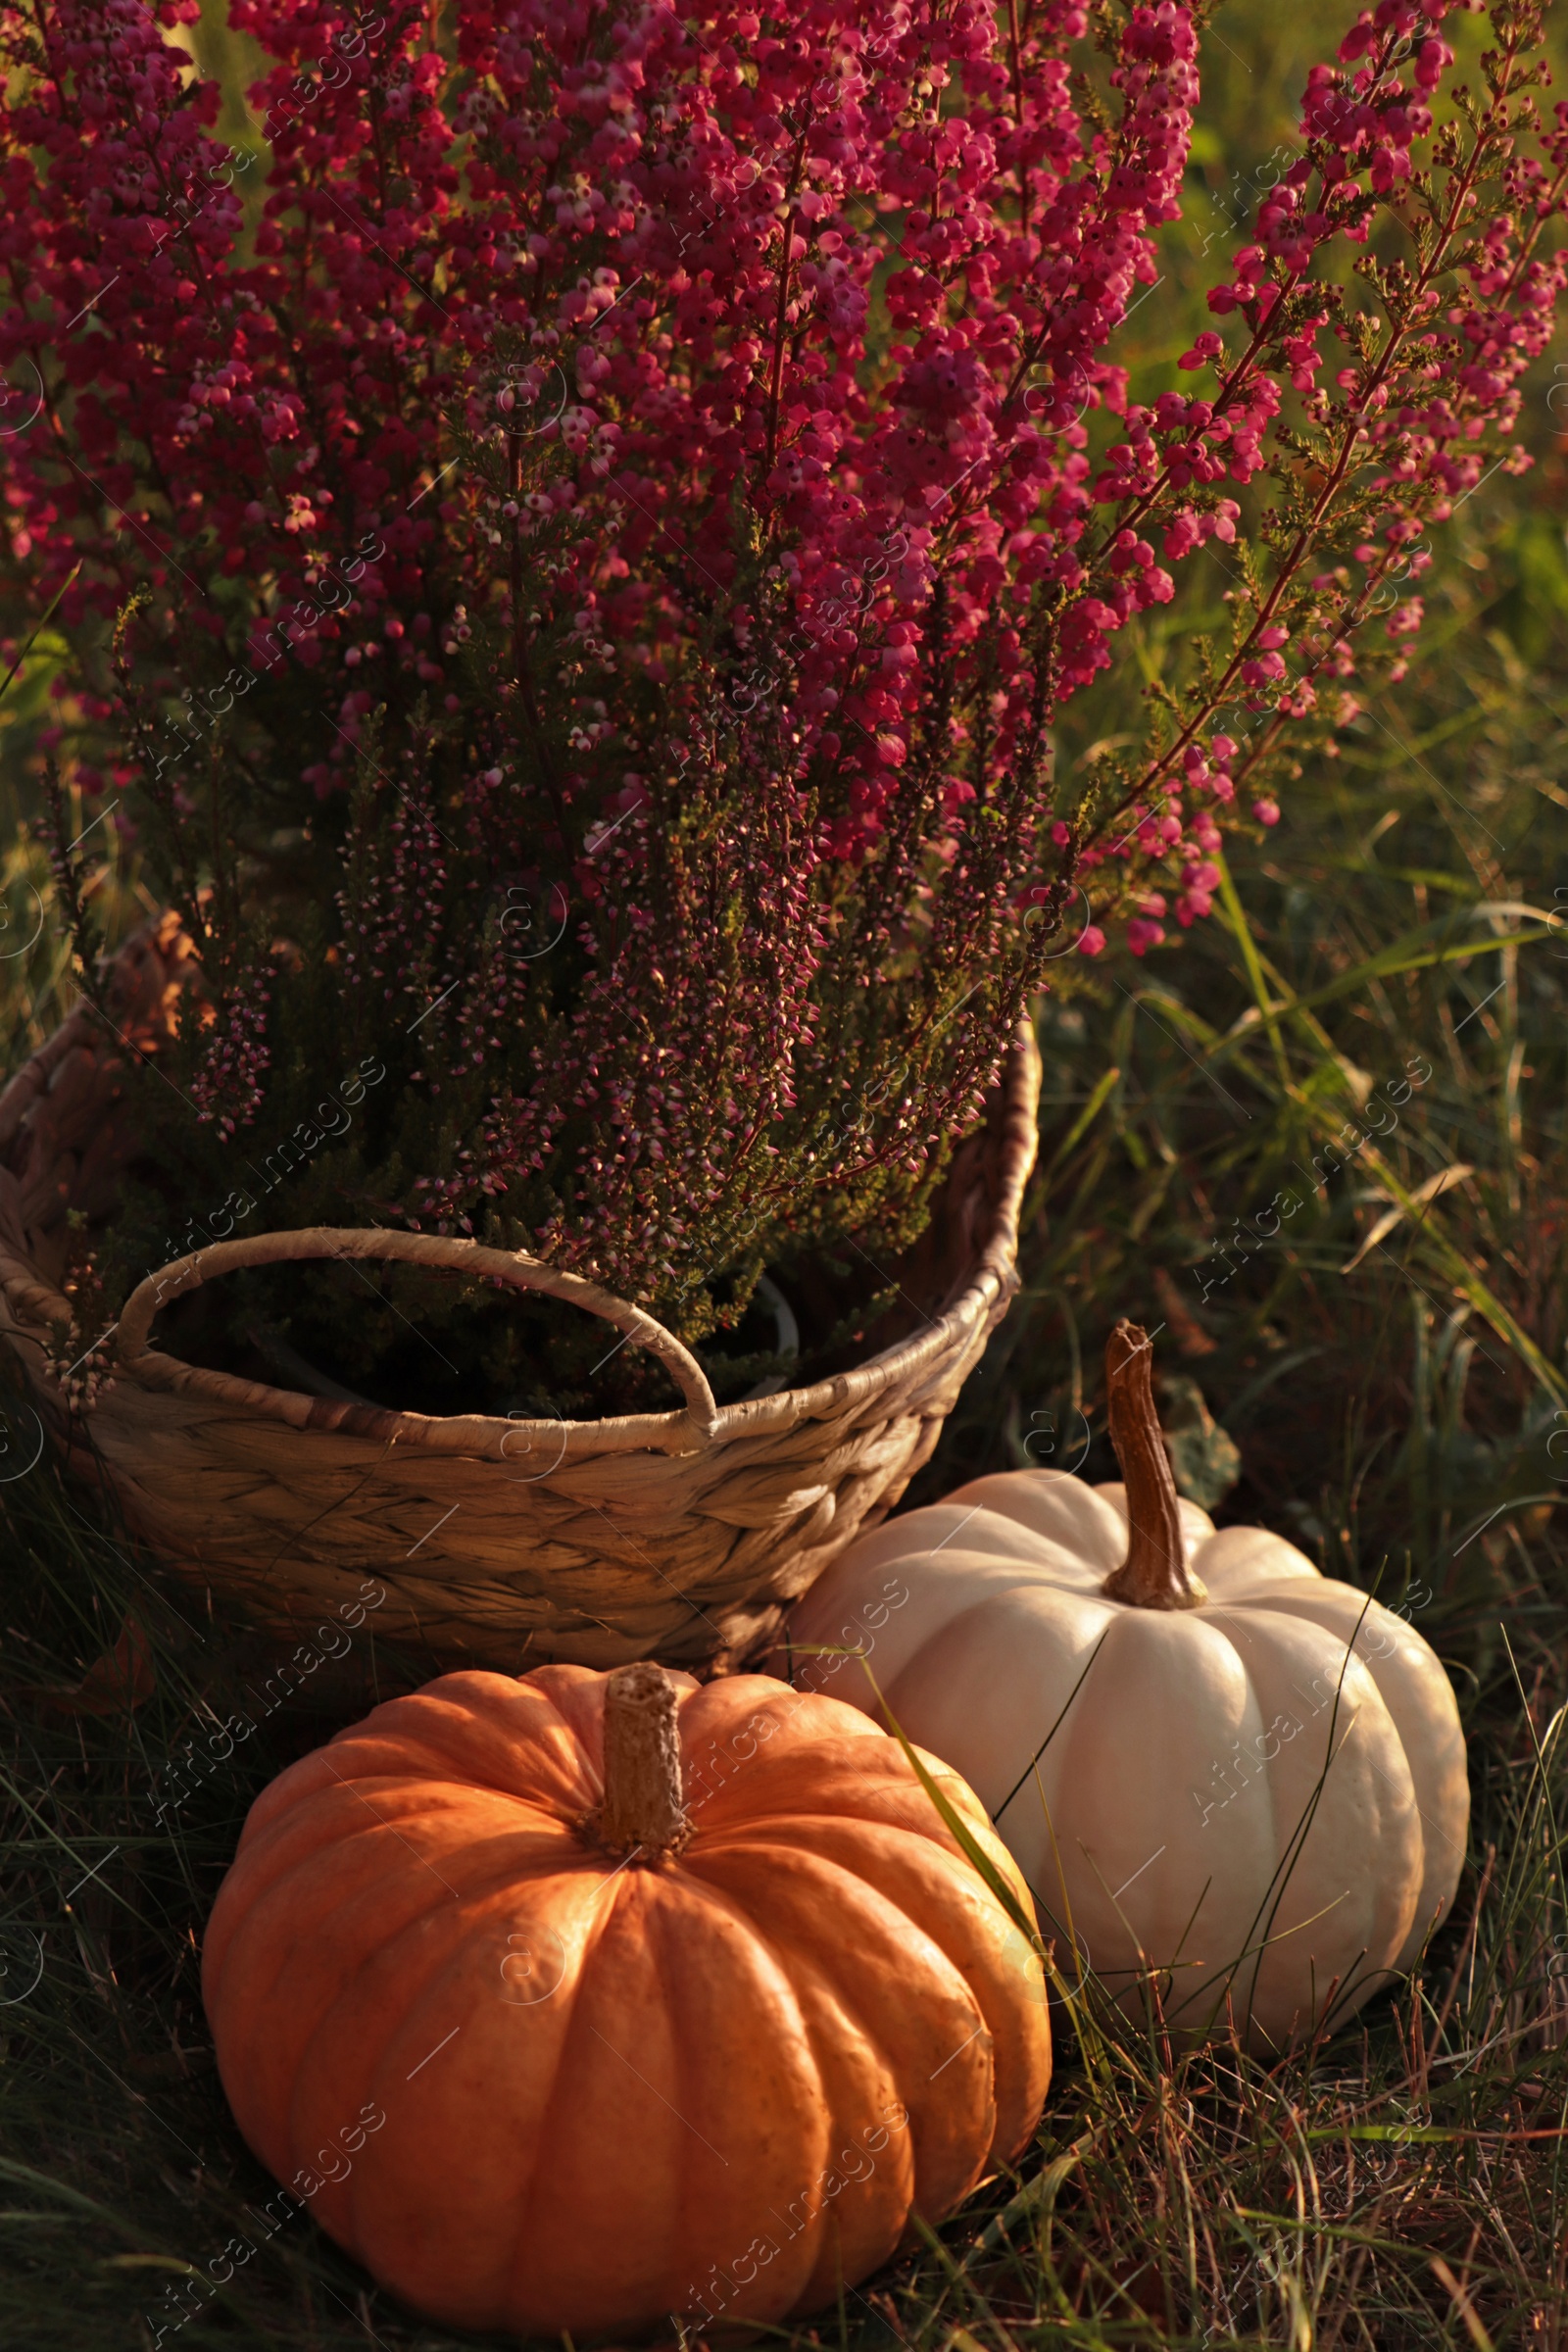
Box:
0, 0, 1564, 1404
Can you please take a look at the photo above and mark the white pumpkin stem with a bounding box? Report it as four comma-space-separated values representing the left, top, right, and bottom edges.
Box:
591, 1662, 692, 1861
1100, 1320, 1208, 1610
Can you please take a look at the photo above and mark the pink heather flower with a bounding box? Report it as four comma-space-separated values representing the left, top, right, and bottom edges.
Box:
0, 0, 1558, 990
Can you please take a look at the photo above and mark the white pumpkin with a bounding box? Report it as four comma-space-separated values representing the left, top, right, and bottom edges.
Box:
778, 1323, 1469, 2051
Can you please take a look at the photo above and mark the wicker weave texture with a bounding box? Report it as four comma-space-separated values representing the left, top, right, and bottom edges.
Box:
0, 920, 1041, 1671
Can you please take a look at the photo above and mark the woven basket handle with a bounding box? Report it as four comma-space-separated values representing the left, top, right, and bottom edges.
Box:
115, 1226, 719, 1438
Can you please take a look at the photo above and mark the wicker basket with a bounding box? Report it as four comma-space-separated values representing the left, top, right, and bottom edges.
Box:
0, 917, 1041, 1673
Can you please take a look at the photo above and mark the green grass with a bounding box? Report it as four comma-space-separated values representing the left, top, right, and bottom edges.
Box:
8, 1, 1568, 2345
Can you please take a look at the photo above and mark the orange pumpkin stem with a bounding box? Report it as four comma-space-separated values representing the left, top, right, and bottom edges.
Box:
1100, 1320, 1208, 1611
590, 1662, 692, 1862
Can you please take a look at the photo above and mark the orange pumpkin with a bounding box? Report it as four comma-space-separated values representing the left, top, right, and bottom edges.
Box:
202, 1661, 1051, 2339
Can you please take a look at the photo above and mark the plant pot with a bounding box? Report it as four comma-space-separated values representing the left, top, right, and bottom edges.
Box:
0, 917, 1041, 1676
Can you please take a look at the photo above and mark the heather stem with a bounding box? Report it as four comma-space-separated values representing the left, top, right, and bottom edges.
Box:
508, 482, 567, 843
1094, 15, 1544, 840
763, 202, 802, 475
1007, 0, 1029, 241
1101, 1320, 1207, 1610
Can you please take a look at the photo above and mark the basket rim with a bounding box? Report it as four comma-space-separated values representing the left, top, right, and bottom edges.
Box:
7, 1017, 1042, 1463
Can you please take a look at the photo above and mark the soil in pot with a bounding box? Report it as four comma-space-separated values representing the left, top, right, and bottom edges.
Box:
142, 1237, 917, 1422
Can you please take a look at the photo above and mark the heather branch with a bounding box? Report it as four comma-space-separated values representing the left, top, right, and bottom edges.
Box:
1064, 1, 1561, 910
37, 757, 103, 1008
